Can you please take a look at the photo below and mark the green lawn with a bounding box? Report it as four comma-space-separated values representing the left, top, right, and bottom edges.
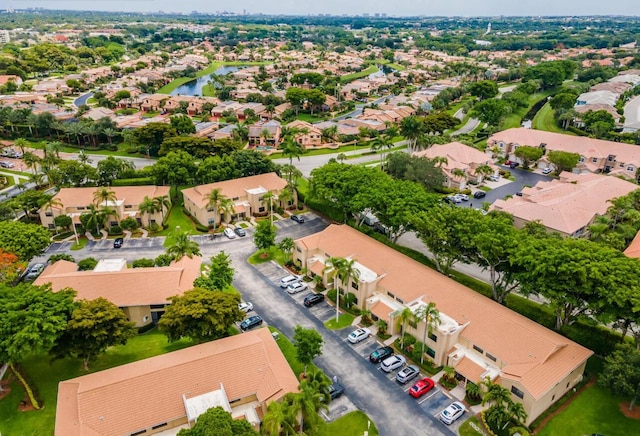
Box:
340, 65, 379, 83
458, 416, 485, 436
296, 113, 326, 123
70, 237, 89, 251
537, 384, 640, 436
157, 61, 269, 94
268, 326, 318, 377
321, 411, 379, 436
0, 329, 194, 436
324, 313, 355, 330
502, 89, 558, 130
248, 246, 288, 265
532, 102, 577, 135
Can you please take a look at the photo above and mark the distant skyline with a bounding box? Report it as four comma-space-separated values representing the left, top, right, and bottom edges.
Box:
6, 1, 640, 17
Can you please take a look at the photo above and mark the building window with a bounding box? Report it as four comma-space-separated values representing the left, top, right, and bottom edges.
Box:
511, 386, 524, 399
296, 246, 302, 253
150, 304, 165, 309
208, 218, 215, 225
387, 291, 396, 299
473, 345, 484, 354
396, 297, 404, 304
151, 423, 168, 430
579, 156, 585, 163
426, 348, 436, 358
428, 332, 437, 342
125, 205, 133, 209
566, 382, 570, 388
351, 281, 359, 290
608, 156, 614, 161
45, 212, 53, 217
620, 163, 625, 168
130, 430, 147, 436
232, 196, 239, 200
77, 206, 85, 210
592, 157, 598, 163
143, 315, 149, 322
627, 166, 635, 172
207, 207, 214, 212
552, 394, 555, 401
486, 353, 497, 362
48, 224, 55, 230
259, 206, 265, 212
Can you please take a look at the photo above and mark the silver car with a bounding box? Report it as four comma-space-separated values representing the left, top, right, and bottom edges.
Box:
380, 355, 406, 372
286, 282, 308, 294
280, 275, 300, 288
396, 365, 420, 384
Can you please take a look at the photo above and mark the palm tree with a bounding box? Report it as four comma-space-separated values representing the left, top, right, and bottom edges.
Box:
262, 399, 296, 436
260, 128, 273, 146
475, 163, 494, 181
232, 122, 249, 143
399, 115, 425, 153
22, 151, 41, 175
509, 401, 528, 427
320, 125, 338, 144
46, 141, 64, 159
166, 231, 201, 260
93, 187, 117, 207
14, 137, 29, 154
139, 196, 158, 226
82, 204, 108, 235
218, 197, 235, 225
102, 127, 118, 145
397, 307, 414, 349
66, 122, 85, 146
78, 150, 92, 165
337, 153, 347, 163
153, 195, 171, 224
288, 388, 320, 436
432, 156, 448, 168
41, 195, 63, 221
323, 257, 361, 322
206, 188, 227, 227
262, 190, 276, 226
278, 187, 294, 210
416, 302, 441, 364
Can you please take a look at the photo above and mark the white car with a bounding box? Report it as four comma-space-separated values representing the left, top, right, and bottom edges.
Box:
542, 167, 553, 175
0, 161, 14, 168
454, 193, 469, 201
380, 355, 406, 372
223, 228, 236, 239
286, 282, 308, 294
238, 302, 254, 313
25, 263, 45, 280
439, 401, 465, 425
347, 328, 371, 344
279, 275, 300, 288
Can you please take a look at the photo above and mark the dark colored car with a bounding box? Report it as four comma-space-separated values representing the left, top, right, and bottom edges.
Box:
509, 162, 520, 169
369, 346, 394, 363
328, 381, 345, 399
240, 315, 263, 331
303, 293, 325, 307
113, 237, 124, 248
234, 227, 246, 237
473, 191, 486, 199
291, 214, 305, 223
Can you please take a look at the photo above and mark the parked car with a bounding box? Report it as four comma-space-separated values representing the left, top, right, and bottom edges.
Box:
380, 355, 406, 373
25, 263, 45, 280
113, 237, 124, 248
509, 162, 520, 169
454, 193, 469, 201
347, 328, 371, 344
223, 228, 236, 239
409, 377, 435, 398
286, 282, 308, 294
328, 380, 345, 399
396, 365, 420, 384
439, 401, 465, 425
369, 346, 394, 363
9, 151, 23, 159
238, 302, 254, 313
240, 315, 263, 331
488, 175, 500, 182
473, 191, 486, 199
446, 195, 462, 204
0, 161, 14, 168
542, 167, 553, 175
291, 214, 305, 223
234, 227, 246, 237
280, 275, 300, 288
515, 191, 523, 197
303, 293, 325, 307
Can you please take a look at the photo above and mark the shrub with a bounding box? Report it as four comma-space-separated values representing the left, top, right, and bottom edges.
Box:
509, 427, 530, 436
126, 146, 139, 153
147, 222, 160, 232
155, 253, 173, 267
108, 225, 123, 236
327, 289, 337, 303
120, 217, 139, 231
78, 257, 98, 271
132, 258, 155, 268
111, 177, 155, 186
137, 323, 156, 334
48, 253, 75, 264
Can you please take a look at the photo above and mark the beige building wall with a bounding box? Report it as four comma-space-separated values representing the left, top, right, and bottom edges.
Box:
122, 305, 153, 327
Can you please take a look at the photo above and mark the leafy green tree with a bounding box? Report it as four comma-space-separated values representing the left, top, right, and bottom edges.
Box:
402, 157, 446, 192
54, 214, 72, 232
293, 325, 324, 375
471, 99, 509, 127
194, 252, 235, 291
0, 283, 76, 409
51, 297, 136, 370
550, 92, 578, 111
166, 231, 201, 261
468, 80, 499, 100
278, 237, 296, 262
149, 150, 197, 188
232, 150, 278, 178
170, 114, 196, 135
254, 220, 276, 250
155, 253, 174, 267
323, 257, 360, 322
0, 221, 50, 261
96, 156, 135, 185
514, 145, 543, 169
600, 343, 640, 411
158, 288, 244, 343
48, 253, 75, 263
582, 109, 615, 136
548, 150, 580, 175
78, 257, 98, 271
133, 122, 177, 157
177, 406, 258, 436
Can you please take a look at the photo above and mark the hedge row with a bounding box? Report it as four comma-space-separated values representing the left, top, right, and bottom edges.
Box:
112, 177, 155, 186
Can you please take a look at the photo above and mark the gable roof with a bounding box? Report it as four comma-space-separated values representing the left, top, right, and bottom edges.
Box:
50, 186, 170, 210
296, 224, 592, 399
34, 256, 201, 307
491, 172, 638, 235
182, 173, 287, 209
55, 328, 299, 436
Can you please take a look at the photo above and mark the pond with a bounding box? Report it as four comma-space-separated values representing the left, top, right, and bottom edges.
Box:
170, 65, 244, 96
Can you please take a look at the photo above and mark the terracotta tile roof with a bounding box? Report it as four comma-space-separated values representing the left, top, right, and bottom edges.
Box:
489, 127, 640, 164
34, 256, 201, 307
52, 186, 170, 210
182, 173, 287, 209
296, 225, 593, 400
413, 142, 495, 175
55, 328, 299, 436
455, 357, 486, 383
624, 231, 640, 258
490, 172, 637, 235
370, 300, 394, 322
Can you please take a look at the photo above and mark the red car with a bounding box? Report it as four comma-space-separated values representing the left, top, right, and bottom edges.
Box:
409, 377, 435, 398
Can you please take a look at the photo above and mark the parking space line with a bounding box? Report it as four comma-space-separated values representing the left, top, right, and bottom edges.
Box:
418, 390, 439, 405
402, 385, 412, 392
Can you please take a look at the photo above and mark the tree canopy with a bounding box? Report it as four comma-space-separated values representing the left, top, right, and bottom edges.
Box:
0, 221, 51, 261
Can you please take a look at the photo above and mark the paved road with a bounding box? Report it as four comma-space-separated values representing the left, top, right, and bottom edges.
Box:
74, 91, 94, 108
333, 96, 389, 121
623, 94, 640, 132
451, 118, 480, 136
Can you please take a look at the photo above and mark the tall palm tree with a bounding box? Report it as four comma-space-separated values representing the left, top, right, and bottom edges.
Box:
153, 195, 171, 224
206, 188, 227, 227
320, 125, 338, 144
475, 163, 494, 181
22, 151, 41, 175
288, 388, 320, 436
262, 399, 296, 436
93, 187, 117, 207
399, 115, 425, 153
280, 164, 303, 190
81, 204, 108, 235
278, 187, 294, 210
218, 197, 235, 225
262, 190, 276, 226
397, 307, 414, 348
166, 231, 201, 260
280, 137, 307, 184
416, 302, 441, 364
78, 150, 92, 165
323, 257, 361, 322
509, 401, 528, 427
102, 127, 118, 145
14, 138, 29, 154
139, 196, 158, 226
46, 141, 64, 159
41, 195, 63, 221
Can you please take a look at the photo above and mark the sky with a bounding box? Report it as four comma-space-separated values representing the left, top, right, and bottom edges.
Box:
7, 1, 640, 17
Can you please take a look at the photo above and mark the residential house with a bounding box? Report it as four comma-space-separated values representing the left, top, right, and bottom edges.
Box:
35, 255, 201, 327
38, 186, 171, 231
248, 120, 281, 147
285, 120, 322, 147
181, 173, 293, 227
413, 142, 498, 189
55, 328, 298, 436
0, 75, 23, 87
140, 94, 169, 112
487, 127, 640, 181
294, 224, 592, 425
163, 95, 195, 113
490, 172, 638, 237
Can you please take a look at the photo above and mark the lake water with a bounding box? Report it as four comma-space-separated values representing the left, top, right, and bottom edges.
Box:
170, 65, 243, 96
